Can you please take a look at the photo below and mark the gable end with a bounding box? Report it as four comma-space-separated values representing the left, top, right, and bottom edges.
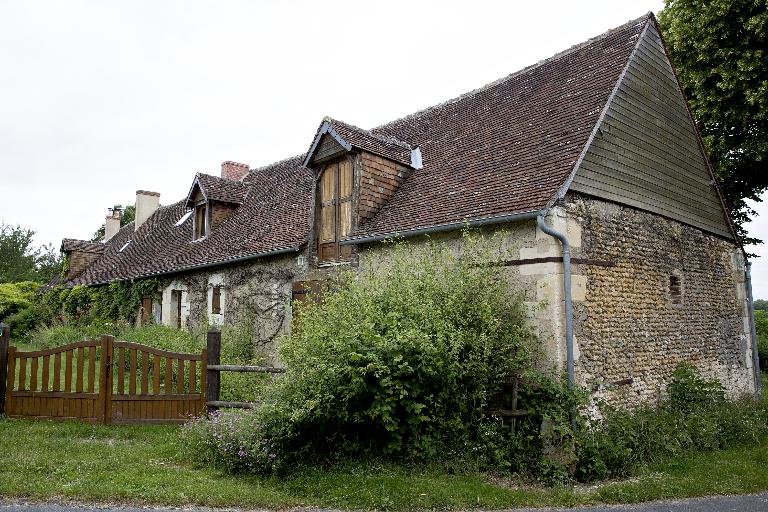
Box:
569, 22, 733, 240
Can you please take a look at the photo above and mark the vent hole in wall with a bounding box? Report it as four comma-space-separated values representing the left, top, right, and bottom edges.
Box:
669, 275, 682, 304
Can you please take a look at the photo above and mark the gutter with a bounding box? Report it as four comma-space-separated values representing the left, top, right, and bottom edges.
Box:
745, 261, 762, 397
85, 245, 302, 287
536, 214, 575, 391
341, 210, 543, 245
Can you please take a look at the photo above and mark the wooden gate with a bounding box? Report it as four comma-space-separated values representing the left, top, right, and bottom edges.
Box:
4, 335, 207, 424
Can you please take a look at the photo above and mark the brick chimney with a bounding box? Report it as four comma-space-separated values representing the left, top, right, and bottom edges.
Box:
104, 208, 122, 242
221, 161, 249, 181
135, 190, 160, 231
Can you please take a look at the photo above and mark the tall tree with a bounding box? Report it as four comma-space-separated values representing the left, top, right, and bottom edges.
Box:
659, 0, 768, 244
0, 222, 63, 283
90, 204, 135, 242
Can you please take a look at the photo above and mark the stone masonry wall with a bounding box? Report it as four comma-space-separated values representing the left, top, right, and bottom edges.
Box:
567, 194, 754, 403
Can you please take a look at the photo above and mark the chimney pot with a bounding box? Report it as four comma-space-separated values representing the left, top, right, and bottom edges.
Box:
221, 161, 249, 181
135, 190, 160, 231
104, 208, 122, 242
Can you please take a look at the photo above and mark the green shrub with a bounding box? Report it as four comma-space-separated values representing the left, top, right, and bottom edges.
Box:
182, 233, 545, 474
575, 364, 768, 482
0, 281, 39, 320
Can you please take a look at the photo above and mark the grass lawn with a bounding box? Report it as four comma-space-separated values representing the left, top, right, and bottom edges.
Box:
0, 418, 767, 510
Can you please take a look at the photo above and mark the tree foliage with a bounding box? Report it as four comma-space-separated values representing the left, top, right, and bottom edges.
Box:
0, 222, 63, 284
90, 204, 135, 242
659, 0, 768, 243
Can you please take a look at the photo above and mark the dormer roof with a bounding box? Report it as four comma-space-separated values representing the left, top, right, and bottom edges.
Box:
304, 117, 419, 168
185, 173, 246, 208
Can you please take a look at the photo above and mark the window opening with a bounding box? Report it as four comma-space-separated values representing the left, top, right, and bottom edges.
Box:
669, 275, 682, 304
194, 204, 208, 240
317, 159, 353, 263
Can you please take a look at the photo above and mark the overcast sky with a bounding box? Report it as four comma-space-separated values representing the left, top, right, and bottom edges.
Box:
2, 0, 767, 297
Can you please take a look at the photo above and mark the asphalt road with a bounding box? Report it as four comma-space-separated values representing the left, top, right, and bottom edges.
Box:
2, 494, 768, 512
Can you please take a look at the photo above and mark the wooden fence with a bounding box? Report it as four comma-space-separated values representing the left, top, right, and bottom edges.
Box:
203, 328, 285, 410
0, 323, 207, 424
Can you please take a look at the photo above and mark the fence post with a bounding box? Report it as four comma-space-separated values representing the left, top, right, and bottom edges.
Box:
0, 323, 8, 414
206, 328, 221, 413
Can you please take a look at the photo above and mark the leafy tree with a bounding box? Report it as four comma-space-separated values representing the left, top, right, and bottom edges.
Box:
755, 299, 768, 312
659, 0, 768, 244
0, 222, 62, 283
90, 204, 135, 242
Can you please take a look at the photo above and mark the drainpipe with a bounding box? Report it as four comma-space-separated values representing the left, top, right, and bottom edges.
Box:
536, 214, 574, 391
745, 261, 762, 397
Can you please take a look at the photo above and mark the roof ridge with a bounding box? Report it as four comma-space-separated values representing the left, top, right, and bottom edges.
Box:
247, 153, 306, 175
371, 13, 652, 132
326, 117, 414, 149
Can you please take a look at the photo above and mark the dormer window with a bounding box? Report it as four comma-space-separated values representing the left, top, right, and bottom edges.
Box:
317, 158, 353, 263
193, 203, 208, 240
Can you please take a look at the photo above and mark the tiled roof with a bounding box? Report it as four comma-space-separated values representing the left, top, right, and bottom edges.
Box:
68, 157, 312, 286
348, 14, 648, 239
314, 117, 415, 167
62, 14, 653, 286
61, 239, 105, 254
192, 173, 246, 205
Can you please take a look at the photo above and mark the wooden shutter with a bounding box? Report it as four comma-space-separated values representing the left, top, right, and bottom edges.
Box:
317, 159, 353, 263
141, 296, 151, 325
211, 286, 221, 314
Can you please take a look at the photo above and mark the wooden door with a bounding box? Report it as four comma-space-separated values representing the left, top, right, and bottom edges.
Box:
318, 159, 353, 262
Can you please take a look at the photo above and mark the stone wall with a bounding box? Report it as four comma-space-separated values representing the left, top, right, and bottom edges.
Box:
567, 194, 754, 403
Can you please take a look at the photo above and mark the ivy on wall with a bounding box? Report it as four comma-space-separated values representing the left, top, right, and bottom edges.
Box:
5, 278, 161, 337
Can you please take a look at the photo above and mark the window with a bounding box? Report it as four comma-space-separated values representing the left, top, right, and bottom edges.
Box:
669, 275, 682, 304
194, 204, 208, 240
211, 285, 222, 314
317, 159, 353, 263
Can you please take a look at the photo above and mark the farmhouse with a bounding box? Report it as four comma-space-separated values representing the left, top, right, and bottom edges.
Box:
58, 13, 759, 402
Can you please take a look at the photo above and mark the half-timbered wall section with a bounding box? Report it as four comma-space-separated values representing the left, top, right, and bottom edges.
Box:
571, 23, 733, 239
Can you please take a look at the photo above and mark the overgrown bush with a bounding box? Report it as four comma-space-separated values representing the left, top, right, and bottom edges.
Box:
182, 233, 550, 474
575, 364, 768, 482
0, 281, 39, 320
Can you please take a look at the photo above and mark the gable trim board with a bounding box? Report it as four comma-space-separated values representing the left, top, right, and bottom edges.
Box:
565, 20, 735, 241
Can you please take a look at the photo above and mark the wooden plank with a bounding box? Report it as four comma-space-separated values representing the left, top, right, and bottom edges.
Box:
129, 349, 137, 395
177, 359, 184, 393
76, 347, 84, 393
110, 393, 201, 401
13, 391, 98, 398
200, 348, 207, 410
165, 357, 173, 394
118, 347, 125, 394
153, 354, 161, 394
18, 356, 26, 391
141, 351, 149, 395
113, 341, 202, 360
0, 325, 8, 415
101, 335, 113, 424
88, 346, 96, 393
6, 346, 16, 414
207, 364, 286, 373
41, 355, 50, 392
189, 360, 196, 394
65, 350, 72, 392
53, 352, 61, 392
30, 357, 38, 392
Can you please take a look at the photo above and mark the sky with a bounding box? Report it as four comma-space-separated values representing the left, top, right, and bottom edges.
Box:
1, 0, 767, 297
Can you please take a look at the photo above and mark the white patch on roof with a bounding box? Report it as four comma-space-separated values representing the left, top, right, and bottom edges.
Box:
118, 240, 132, 253
175, 210, 193, 226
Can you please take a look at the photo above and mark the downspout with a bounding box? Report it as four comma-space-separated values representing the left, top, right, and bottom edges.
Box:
536, 214, 574, 391
745, 261, 762, 397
